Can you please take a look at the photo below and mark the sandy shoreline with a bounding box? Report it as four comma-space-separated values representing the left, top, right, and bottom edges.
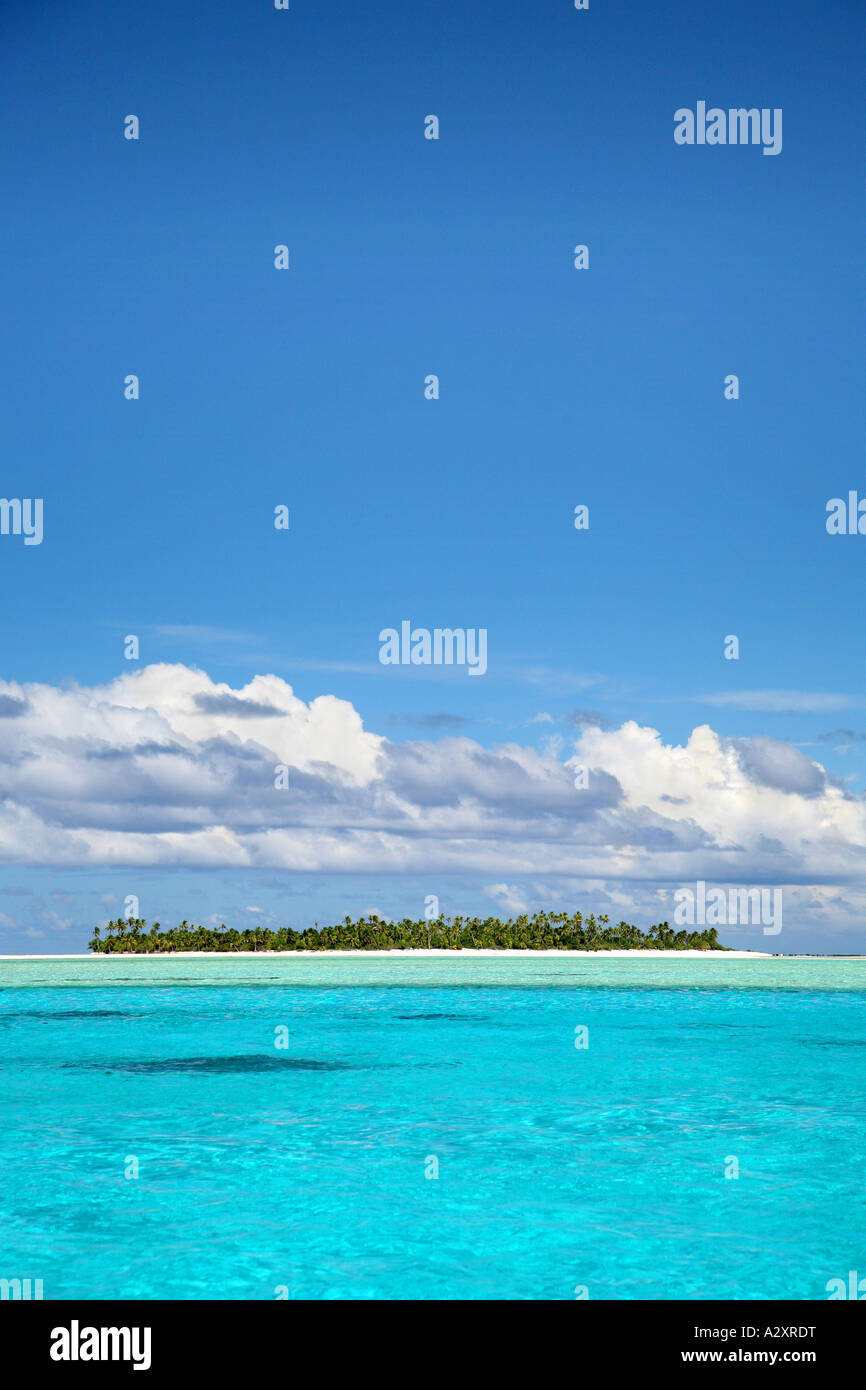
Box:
0, 949, 831, 960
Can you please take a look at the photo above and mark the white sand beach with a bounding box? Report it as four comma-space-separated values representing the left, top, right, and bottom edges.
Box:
0, 948, 786, 959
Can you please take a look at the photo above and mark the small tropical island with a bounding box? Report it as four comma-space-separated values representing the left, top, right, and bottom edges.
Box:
88, 912, 728, 953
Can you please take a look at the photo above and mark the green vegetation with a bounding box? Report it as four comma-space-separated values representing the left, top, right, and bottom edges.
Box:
88, 913, 727, 953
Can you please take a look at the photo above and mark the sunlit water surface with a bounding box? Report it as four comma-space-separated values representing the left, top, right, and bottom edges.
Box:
1, 957, 863, 1299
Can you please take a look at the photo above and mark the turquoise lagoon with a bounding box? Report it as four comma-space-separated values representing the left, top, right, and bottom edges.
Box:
0, 955, 864, 1300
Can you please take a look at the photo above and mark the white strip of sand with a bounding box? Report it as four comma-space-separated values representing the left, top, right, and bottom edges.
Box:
0, 948, 786, 959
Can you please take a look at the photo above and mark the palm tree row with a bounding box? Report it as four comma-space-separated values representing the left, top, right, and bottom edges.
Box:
89, 913, 726, 953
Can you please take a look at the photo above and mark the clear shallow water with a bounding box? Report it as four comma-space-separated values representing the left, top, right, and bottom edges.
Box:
1, 958, 864, 1300
3, 954, 866, 988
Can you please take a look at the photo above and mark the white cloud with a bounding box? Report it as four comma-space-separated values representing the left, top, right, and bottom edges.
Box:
0, 668, 864, 912
484, 883, 531, 915
698, 690, 864, 713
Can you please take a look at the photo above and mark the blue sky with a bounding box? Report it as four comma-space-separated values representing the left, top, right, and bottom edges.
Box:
0, 0, 864, 952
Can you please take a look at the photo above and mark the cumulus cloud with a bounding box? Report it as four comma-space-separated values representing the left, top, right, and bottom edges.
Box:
0, 667, 863, 896
0, 695, 28, 718
566, 709, 613, 730
193, 692, 285, 718
730, 737, 826, 797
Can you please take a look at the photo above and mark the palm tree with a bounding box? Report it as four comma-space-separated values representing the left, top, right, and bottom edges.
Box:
87, 907, 728, 954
